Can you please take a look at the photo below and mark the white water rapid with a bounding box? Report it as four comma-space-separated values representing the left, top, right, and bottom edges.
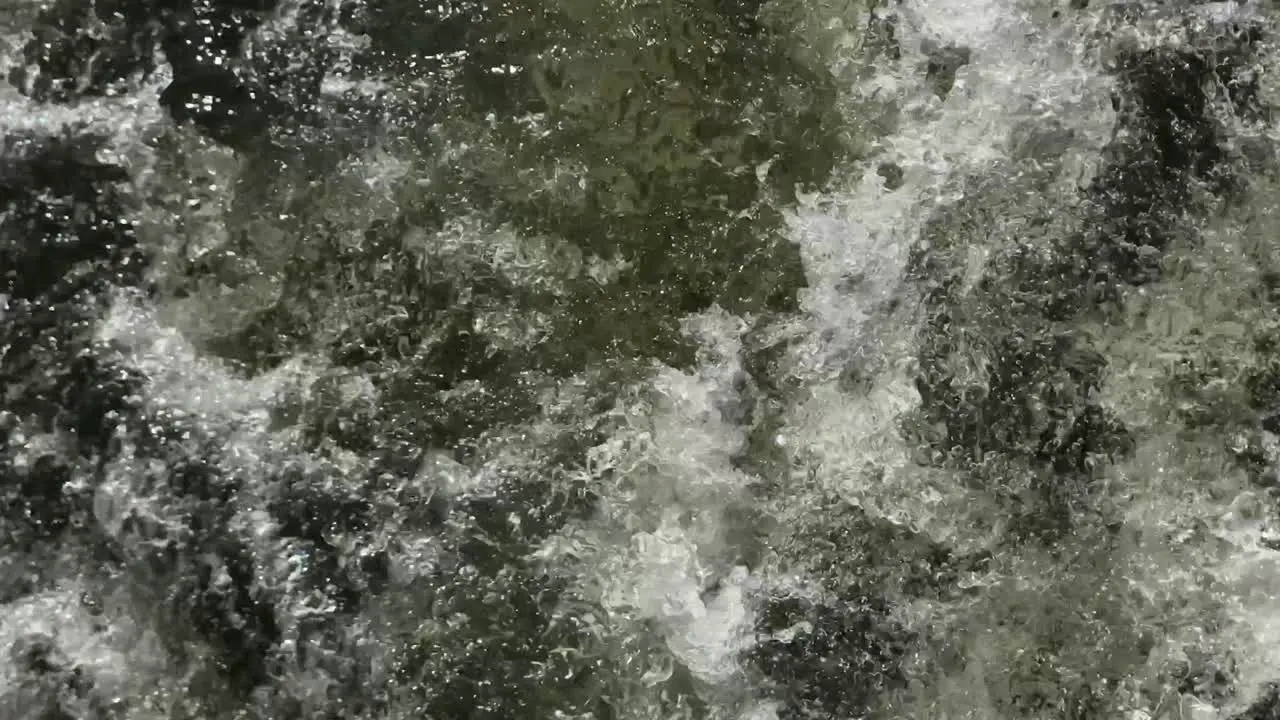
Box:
4, 1, 1280, 719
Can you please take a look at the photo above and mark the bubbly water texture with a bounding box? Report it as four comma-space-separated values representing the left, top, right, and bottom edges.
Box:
4, 0, 1280, 719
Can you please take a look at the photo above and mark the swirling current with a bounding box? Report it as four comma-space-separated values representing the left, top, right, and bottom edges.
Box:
4, 0, 1280, 718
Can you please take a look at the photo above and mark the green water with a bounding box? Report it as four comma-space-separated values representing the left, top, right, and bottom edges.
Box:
6, 0, 1280, 718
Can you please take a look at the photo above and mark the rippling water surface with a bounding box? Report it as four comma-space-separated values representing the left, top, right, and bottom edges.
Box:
3, 1, 1280, 718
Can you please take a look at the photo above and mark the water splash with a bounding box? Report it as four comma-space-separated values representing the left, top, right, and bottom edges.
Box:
5, 0, 1280, 719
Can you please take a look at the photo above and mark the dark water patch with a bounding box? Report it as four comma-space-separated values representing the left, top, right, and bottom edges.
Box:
906, 13, 1267, 548
1236, 686, 1280, 720
1, 130, 149, 554
11, 0, 290, 149
748, 594, 913, 720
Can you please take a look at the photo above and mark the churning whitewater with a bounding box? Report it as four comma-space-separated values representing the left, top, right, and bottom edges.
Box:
3, 0, 1280, 718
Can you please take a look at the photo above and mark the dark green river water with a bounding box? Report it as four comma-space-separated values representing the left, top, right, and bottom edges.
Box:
3, 1, 1280, 718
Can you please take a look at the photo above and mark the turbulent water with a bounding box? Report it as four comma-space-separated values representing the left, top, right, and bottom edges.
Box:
4, 0, 1280, 718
